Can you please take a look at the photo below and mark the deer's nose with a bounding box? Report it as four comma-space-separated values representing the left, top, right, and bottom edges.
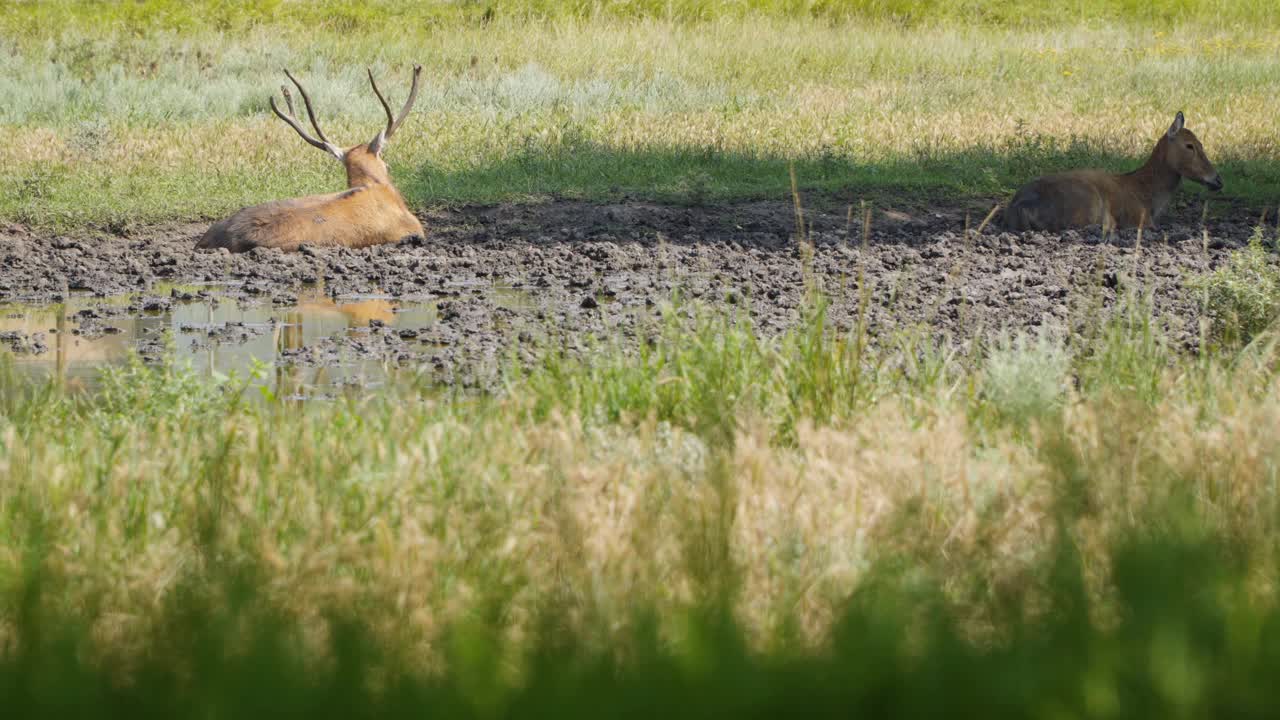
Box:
1206, 175, 1224, 191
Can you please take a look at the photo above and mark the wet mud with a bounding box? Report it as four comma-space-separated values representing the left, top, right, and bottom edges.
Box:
0, 195, 1267, 393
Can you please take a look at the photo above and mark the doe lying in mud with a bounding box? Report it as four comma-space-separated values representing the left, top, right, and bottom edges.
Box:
198, 66, 426, 253
1003, 112, 1223, 232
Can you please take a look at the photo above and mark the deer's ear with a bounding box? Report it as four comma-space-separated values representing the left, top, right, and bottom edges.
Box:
1166, 111, 1185, 139
368, 129, 386, 156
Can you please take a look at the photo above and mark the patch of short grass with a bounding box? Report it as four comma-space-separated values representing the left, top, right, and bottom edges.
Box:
1189, 227, 1280, 346
981, 329, 1070, 426
7, 0, 1280, 31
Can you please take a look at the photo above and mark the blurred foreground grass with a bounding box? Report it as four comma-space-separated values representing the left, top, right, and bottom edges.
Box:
6, 528, 1279, 717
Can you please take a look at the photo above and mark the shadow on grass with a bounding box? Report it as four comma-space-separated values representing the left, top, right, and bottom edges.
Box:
405, 134, 1280, 219
398, 135, 1275, 255
3, 133, 1272, 235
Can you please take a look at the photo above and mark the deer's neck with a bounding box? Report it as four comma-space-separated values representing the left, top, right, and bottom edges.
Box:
1121, 137, 1182, 218
345, 166, 393, 189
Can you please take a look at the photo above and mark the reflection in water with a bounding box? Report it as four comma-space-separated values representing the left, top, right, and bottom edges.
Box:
0, 286, 450, 398
2, 300, 136, 392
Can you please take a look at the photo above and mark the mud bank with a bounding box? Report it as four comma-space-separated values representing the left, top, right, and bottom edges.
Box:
0, 196, 1264, 390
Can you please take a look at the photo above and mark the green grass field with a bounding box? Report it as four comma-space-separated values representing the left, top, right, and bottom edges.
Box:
2, 1, 1279, 226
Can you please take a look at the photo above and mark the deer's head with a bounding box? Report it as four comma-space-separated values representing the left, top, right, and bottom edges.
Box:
1162, 111, 1223, 192
269, 65, 423, 188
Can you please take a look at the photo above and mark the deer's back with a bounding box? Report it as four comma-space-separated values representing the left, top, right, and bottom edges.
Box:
1004, 170, 1139, 231
197, 187, 423, 253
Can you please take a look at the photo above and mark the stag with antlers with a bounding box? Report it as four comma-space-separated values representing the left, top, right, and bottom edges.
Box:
198, 65, 425, 253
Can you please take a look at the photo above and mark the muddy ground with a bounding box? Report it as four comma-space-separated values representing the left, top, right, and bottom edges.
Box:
0, 195, 1267, 386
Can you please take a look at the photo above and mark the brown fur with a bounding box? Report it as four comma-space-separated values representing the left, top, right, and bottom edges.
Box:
1004, 112, 1223, 232
198, 147, 423, 252
198, 68, 425, 253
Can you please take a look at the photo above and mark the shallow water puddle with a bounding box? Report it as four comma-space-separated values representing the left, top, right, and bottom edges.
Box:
0, 284, 469, 397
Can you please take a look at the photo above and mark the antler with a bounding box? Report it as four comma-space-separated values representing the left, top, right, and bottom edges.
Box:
269, 69, 344, 160
367, 64, 423, 142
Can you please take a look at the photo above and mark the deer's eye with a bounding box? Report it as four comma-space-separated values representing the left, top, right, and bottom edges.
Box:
1185, 143, 1195, 150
